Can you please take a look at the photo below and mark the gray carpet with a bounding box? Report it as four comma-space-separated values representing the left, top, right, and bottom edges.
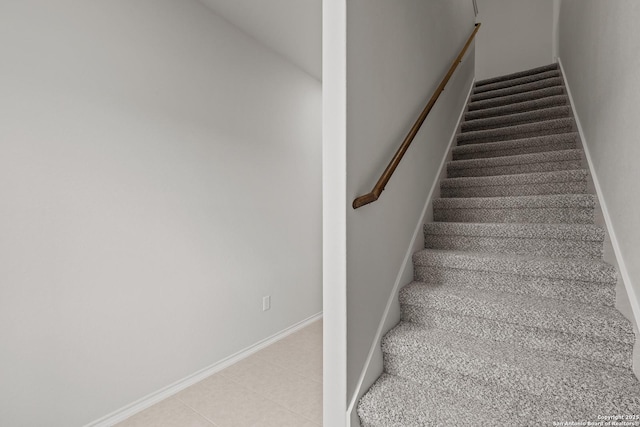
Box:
357, 62, 640, 426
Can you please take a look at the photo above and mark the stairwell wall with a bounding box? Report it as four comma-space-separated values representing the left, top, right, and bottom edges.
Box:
0, 1, 321, 426
558, 0, 640, 350
345, 0, 475, 413
475, 0, 555, 80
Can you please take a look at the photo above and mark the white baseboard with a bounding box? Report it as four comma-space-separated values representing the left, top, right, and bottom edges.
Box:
557, 57, 640, 330
85, 312, 323, 427
345, 77, 476, 424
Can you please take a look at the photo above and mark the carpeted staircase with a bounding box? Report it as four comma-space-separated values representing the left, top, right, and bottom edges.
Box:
357, 63, 640, 426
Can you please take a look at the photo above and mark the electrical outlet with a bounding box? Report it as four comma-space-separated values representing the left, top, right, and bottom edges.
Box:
262, 295, 271, 311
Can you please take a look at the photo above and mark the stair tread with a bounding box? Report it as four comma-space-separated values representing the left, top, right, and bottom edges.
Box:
475, 63, 559, 87
457, 117, 574, 145
433, 193, 596, 209
470, 77, 563, 102
401, 300, 630, 367
382, 323, 640, 414
452, 132, 579, 159
399, 282, 631, 343
440, 169, 588, 198
423, 221, 604, 259
412, 248, 616, 283
424, 221, 604, 241
360, 371, 627, 427
448, 149, 582, 170
384, 323, 638, 394
465, 95, 569, 121
415, 258, 615, 307
460, 105, 571, 133
358, 374, 512, 427
473, 70, 561, 94
441, 169, 588, 188
468, 86, 566, 111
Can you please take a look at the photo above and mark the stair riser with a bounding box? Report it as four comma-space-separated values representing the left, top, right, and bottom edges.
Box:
383, 325, 638, 396
449, 149, 583, 170
464, 96, 569, 121
380, 361, 584, 425
413, 249, 616, 288
473, 70, 561, 94
358, 375, 511, 427
399, 292, 628, 344
470, 78, 563, 102
359, 404, 496, 426
468, 87, 565, 111
460, 107, 571, 133
400, 306, 631, 368
424, 221, 604, 241
457, 125, 574, 146
383, 354, 640, 417
424, 235, 603, 259
434, 206, 594, 224
414, 266, 615, 306
453, 133, 580, 159
476, 63, 559, 87
440, 181, 587, 198
447, 159, 582, 178
452, 141, 577, 160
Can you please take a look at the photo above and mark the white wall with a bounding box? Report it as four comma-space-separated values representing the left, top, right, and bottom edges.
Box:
475, 0, 554, 80
322, 0, 347, 425
346, 0, 475, 405
558, 0, 640, 340
198, 0, 322, 80
0, 1, 322, 426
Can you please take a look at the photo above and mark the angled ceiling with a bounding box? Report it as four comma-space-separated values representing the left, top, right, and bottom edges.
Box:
199, 0, 321, 80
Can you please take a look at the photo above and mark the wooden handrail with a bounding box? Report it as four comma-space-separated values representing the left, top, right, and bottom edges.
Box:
352, 23, 481, 209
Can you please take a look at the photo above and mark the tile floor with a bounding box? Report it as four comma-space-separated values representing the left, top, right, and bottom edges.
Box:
117, 320, 322, 427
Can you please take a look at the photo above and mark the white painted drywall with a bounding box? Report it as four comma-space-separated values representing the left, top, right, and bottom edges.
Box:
552, 0, 561, 60
0, 1, 321, 426
475, 0, 555, 80
322, 0, 347, 425
558, 0, 640, 342
198, 0, 322, 80
346, 0, 475, 403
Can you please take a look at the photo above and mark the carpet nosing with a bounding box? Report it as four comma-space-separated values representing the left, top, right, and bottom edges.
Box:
447, 154, 584, 171
461, 104, 572, 125
452, 133, 580, 153
471, 77, 563, 98
457, 118, 575, 140
385, 319, 631, 369
475, 63, 560, 87
423, 232, 604, 242
464, 95, 570, 119
410, 261, 614, 284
